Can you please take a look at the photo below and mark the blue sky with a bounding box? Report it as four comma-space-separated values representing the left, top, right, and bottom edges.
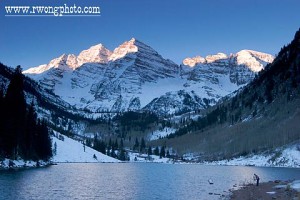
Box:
1, 0, 300, 69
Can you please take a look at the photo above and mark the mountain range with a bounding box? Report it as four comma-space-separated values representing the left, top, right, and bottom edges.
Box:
1, 28, 300, 162
163, 29, 300, 160
23, 38, 274, 116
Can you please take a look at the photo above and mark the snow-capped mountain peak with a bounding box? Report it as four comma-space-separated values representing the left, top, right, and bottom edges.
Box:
23, 64, 50, 75
182, 50, 274, 72
24, 44, 112, 74
109, 38, 139, 61
183, 56, 206, 67
109, 38, 161, 60
23, 39, 274, 116
46, 54, 77, 70
24, 38, 166, 75
23, 54, 78, 74
236, 49, 274, 72
108, 38, 158, 61
77, 43, 112, 65
182, 53, 229, 67
180, 49, 275, 90
205, 53, 228, 63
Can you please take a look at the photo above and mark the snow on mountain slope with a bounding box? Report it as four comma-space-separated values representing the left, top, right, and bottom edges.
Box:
24, 38, 180, 113
88, 40, 179, 112
23, 39, 274, 116
143, 70, 243, 115
149, 127, 177, 141
144, 90, 209, 115
52, 132, 118, 163
143, 50, 273, 115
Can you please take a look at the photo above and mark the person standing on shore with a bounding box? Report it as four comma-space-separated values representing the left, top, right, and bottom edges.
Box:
253, 174, 260, 186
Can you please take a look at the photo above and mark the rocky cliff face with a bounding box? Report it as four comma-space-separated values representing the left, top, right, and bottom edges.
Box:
23, 39, 274, 116
87, 38, 179, 112
182, 50, 274, 85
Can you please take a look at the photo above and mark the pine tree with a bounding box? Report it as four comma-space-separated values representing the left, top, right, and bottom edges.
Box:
0, 84, 4, 158
265, 77, 274, 103
118, 149, 126, 161
114, 139, 119, 149
34, 120, 52, 161
140, 138, 146, 152
108, 138, 112, 149
120, 139, 124, 149
94, 139, 106, 154
147, 146, 152, 156
3, 66, 26, 159
111, 146, 116, 158
154, 147, 159, 156
166, 149, 170, 158
0, 66, 52, 161
133, 137, 139, 151
160, 146, 165, 158
101, 141, 107, 154
22, 101, 37, 160
106, 146, 110, 155
53, 142, 57, 156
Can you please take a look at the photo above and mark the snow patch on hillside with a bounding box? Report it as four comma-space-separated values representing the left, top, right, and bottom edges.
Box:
148, 127, 176, 140
209, 143, 300, 168
52, 132, 119, 163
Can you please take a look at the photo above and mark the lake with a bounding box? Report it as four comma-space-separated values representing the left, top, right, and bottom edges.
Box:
0, 163, 299, 200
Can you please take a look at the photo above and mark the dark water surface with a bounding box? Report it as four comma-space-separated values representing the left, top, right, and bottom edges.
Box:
0, 163, 299, 200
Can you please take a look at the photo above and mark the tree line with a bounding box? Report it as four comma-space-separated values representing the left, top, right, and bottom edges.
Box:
85, 134, 171, 161
0, 66, 52, 161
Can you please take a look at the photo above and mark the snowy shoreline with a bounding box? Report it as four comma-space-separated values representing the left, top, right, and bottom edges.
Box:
1, 158, 299, 170
2, 133, 297, 170
0, 159, 52, 170
126, 142, 300, 168
229, 179, 300, 200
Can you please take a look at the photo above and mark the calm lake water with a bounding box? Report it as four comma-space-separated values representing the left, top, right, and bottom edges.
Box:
0, 163, 299, 200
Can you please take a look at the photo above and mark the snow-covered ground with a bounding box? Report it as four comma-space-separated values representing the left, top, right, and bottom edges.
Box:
2, 131, 298, 168
128, 152, 174, 163
207, 143, 300, 168
291, 180, 300, 192
0, 132, 118, 169
148, 127, 176, 141
0, 159, 49, 169
52, 131, 119, 163
52, 135, 300, 167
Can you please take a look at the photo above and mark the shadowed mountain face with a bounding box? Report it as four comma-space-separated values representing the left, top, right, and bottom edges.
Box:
165, 29, 300, 159
23, 38, 273, 116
